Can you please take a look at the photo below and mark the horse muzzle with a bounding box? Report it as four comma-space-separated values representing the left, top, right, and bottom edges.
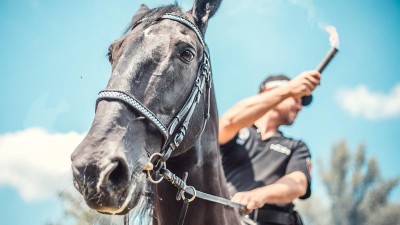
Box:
71, 143, 148, 214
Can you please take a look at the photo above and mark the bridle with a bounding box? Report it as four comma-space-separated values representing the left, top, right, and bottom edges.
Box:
96, 13, 246, 225
97, 14, 212, 171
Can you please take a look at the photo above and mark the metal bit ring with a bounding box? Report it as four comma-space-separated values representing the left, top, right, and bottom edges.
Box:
146, 153, 166, 184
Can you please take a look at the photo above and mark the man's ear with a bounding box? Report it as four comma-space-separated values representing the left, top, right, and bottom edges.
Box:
189, 0, 222, 34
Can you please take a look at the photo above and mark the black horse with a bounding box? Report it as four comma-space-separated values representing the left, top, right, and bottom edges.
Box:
71, 0, 241, 224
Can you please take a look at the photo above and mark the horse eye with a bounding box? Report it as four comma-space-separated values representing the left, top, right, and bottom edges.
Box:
107, 45, 113, 63
107, 50, 113, 63
180, 50, 194, 62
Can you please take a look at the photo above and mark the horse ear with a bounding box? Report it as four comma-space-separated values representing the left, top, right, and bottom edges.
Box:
125, 4, 150, 33
189, 0, 222, 34
132, 4, 150, 22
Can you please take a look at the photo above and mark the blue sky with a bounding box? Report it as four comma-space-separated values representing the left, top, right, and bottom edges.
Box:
1, 0, 399, 224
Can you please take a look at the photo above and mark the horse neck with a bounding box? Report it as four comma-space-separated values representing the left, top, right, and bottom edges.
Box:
152, 90, 241, 225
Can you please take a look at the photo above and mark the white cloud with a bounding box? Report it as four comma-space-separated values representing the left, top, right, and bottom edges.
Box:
0, 128, 85, 202
337, 84, 400, 120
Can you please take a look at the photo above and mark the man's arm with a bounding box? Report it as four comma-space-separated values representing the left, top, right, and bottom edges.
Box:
219, 87, 291, 144
219, 71, 320, 145
230, 171, 308, 211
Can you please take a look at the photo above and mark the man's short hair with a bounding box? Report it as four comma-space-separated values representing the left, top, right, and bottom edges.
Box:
259, 74, 313, 106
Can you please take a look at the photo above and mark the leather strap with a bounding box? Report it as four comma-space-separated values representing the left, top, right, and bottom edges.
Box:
160, 168, 246, 210
178, 199, 190, 225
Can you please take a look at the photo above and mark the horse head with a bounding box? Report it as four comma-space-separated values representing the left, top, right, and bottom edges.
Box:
71, 0, 222, 215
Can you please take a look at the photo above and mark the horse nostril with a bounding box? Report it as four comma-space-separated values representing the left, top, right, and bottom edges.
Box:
98, 159, 130, 192
109, 161, 129, 186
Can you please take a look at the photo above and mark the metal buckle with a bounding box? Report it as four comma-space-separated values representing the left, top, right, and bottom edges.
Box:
145, 153, 167, 184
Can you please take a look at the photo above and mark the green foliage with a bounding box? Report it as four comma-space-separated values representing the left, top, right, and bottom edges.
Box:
46, 191, 124, 225
297, 141, 400, 225
366, 204, 400, 225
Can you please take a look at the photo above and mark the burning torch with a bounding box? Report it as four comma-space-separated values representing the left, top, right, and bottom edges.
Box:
302, 26, 339, 105
316, 25, 339, 73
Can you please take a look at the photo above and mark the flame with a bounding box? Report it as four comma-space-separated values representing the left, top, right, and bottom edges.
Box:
323, 25, 339, 48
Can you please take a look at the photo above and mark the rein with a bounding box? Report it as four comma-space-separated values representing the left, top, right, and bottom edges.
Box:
96, 13, 245, 225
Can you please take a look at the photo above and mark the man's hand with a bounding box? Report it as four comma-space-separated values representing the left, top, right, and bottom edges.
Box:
231, 189, 266, 213
230, 171, 308, 212
286, 70, 321, 98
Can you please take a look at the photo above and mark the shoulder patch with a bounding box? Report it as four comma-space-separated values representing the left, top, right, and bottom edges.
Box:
236, 128, 250, 145
270, 143, 291, 155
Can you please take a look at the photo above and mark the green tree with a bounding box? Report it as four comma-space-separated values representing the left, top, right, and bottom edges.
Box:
294, 193, 330, 225
299, 141, 400, 225
46, 191, 124, 225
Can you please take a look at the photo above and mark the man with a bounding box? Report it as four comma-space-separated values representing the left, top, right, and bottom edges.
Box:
219, 71, 321, 225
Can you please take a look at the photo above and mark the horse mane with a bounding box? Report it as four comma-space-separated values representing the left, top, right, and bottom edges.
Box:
123, 4, 182, 34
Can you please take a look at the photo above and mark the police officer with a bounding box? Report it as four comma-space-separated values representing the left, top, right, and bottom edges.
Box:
219, 71, 321, 225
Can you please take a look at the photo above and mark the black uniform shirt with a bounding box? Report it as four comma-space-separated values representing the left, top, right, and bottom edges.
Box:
220, 126, 312, 209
